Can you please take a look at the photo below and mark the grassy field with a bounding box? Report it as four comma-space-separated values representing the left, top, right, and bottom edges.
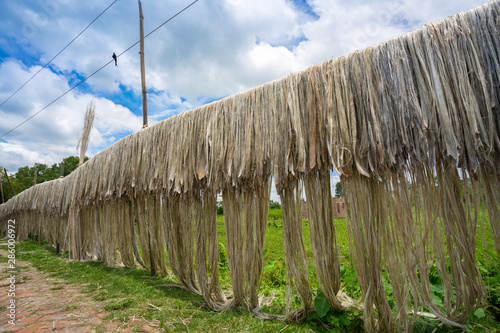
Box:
2, 206, 499, 332
6, 241, 325, 332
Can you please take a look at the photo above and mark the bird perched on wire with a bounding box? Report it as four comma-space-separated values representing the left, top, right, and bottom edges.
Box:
112, 53, 117, 66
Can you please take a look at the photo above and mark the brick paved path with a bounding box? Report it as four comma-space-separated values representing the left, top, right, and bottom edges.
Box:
0, 248, 161, 332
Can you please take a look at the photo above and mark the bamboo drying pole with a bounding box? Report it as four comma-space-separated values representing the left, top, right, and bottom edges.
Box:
138, 0, 155, 276
139, 0, 148, 129
56, 160, 64, 253
0, 172, 4, 204
3, 168, 15, 196
60, 160, 65, 178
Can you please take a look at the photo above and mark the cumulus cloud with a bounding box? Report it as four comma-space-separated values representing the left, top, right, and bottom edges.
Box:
0, 0, 486, 172
0, 61, 142, 171
0, 142, 50, 169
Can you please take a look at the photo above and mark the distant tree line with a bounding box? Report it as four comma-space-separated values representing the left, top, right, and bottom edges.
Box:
216, 199, 282, 216
1, 156, 87, 203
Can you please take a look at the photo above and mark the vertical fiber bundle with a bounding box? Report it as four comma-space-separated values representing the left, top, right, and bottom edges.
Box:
1, 2, 499, 332
221, 180, 271, 310
280, 180, 313, 321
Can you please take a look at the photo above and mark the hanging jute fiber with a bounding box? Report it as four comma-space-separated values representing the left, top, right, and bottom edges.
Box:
1, 1, 500, 332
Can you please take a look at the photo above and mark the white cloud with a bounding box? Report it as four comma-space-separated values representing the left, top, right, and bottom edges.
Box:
247, 42, 296, 76
93, 98, 142, 136
225, 0, 301, 45
0, 0, 487, 173
0, 142, 50, 168
0, 61, 142, 171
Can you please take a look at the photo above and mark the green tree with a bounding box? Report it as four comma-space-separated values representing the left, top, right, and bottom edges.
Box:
62, 156, 85, 176
14, 165, 37, 189
1, 155, 88, 203
1, 168, 24, 203
269, 200, 281, 209
34, 163, 59, 184
334, 181, 343, 198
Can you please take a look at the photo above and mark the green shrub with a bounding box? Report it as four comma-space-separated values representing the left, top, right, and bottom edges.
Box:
218, 242, 228, 270
308, 289, 364, 332
261, 260, 286, 287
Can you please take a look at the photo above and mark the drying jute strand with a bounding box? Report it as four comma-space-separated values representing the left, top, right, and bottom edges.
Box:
1, 2, 500, 332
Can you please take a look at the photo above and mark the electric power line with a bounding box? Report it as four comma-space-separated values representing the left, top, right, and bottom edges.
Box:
0, 0, 199, 140
0, 0, 119, 109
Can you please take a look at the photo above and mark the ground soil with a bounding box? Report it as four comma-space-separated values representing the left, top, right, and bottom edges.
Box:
0, 247, 161, 333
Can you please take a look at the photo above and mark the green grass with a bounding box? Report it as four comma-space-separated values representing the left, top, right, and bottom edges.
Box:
51, 285, 64, 290
268, 208, 282, 221
2, 206, 499, 332
3, 241, 328, 332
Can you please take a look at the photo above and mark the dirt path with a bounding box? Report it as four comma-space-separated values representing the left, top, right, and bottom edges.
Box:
0, 247, 161, 333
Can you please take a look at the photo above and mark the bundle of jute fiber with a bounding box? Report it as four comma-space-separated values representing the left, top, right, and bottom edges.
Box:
1, 1, 500, 332
220, 181, 272, 311
77, 98, 96, 167
146, 194, 169, 275
280, 180, 314, 321
320, 4, 499, 330
304, 170, 343, 310
164, 194, 198, 285
195, 189, 226, 310
342, 159, 490, 331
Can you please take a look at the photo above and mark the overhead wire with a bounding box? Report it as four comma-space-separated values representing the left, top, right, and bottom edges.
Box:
0, 0, 119, 109
0, 0, 199, 140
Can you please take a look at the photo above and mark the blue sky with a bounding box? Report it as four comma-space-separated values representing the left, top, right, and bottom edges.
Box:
0, 0, 487, 199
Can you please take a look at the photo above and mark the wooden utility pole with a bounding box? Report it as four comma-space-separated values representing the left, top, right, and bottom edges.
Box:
33, 168, 37, 186
138, 0, 148, 129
